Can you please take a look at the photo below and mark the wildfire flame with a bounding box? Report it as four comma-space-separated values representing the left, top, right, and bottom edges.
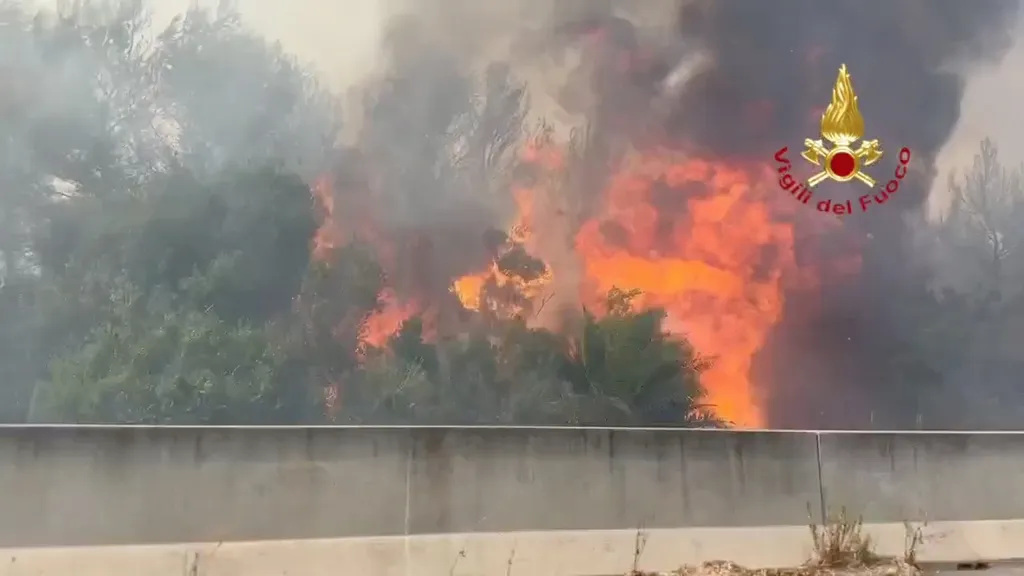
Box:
308, 24, 814, 427
360, 288, 422, 348
573, 150, 797, 427
311, 176, 422, 349
311, 177, 339, 261
447, 139, 799, 427
312, 131, 800, 427
451, 186, 554, 317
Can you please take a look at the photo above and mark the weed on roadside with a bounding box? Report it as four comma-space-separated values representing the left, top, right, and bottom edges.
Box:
630, 507, 922, 576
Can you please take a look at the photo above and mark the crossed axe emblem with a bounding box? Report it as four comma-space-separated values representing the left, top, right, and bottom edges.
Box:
801, 138, 884, 188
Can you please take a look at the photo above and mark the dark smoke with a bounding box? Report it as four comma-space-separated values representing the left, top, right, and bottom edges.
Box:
324, 13, 535, 329
665, 0, 1020, 427
336, 0, 1020, 427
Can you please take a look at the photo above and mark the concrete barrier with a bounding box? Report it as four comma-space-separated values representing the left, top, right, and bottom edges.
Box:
818, 431, 1024, 523
0, 426, 413, 546
404, 427, 821, 533
1, 426, 1024, 575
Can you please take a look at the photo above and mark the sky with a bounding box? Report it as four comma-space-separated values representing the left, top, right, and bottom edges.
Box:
149, 0, 385, 89
24, 0, 1024, 217
931, 12, 1024, 215
228, 0, 384, 89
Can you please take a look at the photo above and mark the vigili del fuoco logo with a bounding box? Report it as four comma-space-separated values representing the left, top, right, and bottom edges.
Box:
772, 64, 911, 217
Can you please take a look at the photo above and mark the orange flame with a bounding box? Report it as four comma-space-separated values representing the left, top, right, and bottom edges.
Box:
311, 176, 339, 260
451, 186, 553, 317
311, 177, 421, 349
575, 151, 798, 427
452, 142, 799, 427
361, 288, 421, 348
318, 132, 804, 427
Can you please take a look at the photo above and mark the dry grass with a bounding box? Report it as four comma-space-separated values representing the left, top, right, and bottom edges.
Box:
627, 509, 922, 576
808, 507, 879, 568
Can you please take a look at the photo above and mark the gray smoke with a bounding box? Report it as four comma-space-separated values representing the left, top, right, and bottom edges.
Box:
666, 0, 1021, 427
328, 0, 1024, 428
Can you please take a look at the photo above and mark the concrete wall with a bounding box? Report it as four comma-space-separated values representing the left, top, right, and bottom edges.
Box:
3, 426, 1024, 574
818, 431, 1024, 523
0, 426, 825, 547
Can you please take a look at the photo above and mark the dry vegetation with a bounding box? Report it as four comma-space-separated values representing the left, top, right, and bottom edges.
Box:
629, 509, 924, 576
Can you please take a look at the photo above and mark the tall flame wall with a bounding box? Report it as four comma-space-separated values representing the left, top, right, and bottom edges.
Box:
3, 426, 1024, 575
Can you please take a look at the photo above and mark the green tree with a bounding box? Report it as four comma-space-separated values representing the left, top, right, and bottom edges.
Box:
152, 4, 340, 178
30, 164, 321, 423
289, 241, 386, 422
36, 277, 296, 424
556, 288, 720, 426
334, 288, 721, 427
0, 0, 341, 423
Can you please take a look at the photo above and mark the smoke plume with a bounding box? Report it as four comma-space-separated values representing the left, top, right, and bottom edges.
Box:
330, 0, 1022, 427
664, 0, 1019, 427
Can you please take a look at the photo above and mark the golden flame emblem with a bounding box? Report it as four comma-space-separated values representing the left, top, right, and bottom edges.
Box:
801, 64, 883, 187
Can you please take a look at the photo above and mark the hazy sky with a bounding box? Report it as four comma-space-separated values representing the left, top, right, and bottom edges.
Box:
26, 0, 1024, 215
161, 0, 385, 89
931, 11, 1024, 215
